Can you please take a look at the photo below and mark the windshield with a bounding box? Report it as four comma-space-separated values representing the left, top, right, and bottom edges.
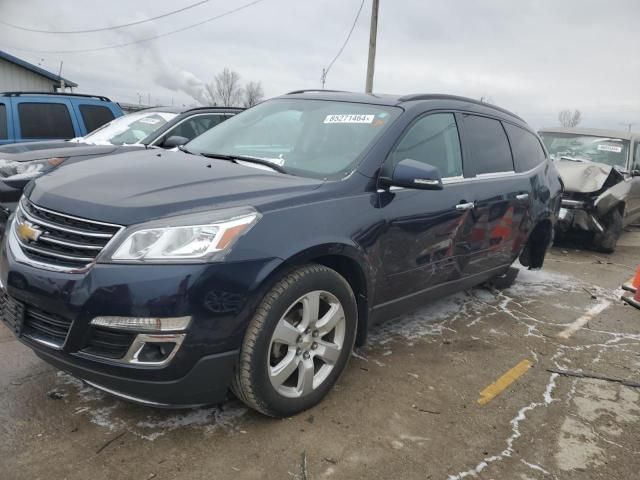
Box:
540, 132, 630, 169
80, 111, 178, 146
186, 98, 401, 179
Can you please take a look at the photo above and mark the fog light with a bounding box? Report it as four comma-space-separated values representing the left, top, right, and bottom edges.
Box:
125, 333, 186, 366
137, 342, 176, 363
91, 316, 191, 332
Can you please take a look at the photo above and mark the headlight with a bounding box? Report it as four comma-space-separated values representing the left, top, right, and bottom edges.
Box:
102, 206, 260, 263
0, 157, 65, 181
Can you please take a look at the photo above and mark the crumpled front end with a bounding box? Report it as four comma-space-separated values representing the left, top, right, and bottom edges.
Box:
557, 192, 604, 233
555, 159, 626, 234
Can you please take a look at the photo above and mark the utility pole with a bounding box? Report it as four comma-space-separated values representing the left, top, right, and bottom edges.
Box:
620, 122, 636, 132
321, 68, 327, 89
365, 0, 379, 94
58, 61, 65, 92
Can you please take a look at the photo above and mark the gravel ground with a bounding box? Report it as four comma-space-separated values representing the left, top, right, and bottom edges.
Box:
1, 228, 639, 480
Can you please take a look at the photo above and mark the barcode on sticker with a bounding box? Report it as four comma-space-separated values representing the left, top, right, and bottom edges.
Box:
324, 114, 375, 124
597, 144, 622, 153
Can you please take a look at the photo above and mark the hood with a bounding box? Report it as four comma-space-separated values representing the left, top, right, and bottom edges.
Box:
555, 158, 620, 193
0, 141, 123, 162
27, 149, 323, 225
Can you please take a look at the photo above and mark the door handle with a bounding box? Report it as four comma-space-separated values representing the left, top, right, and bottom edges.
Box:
516, 193, 529, 201
456, 202, 475, 211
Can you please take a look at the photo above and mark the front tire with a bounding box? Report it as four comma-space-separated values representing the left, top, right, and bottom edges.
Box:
593, 209, 623, 253
232, 264, 357, 417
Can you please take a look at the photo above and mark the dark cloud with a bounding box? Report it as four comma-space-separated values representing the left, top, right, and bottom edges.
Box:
1, 0, 638, 129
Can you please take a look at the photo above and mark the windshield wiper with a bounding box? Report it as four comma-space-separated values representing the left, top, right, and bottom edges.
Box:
178, 144, 196, 154
198, 152, 288, 174
559, 155, 590, 163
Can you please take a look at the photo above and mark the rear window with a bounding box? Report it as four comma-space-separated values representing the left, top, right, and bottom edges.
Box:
79, 105, 115, 133
0, 104, 7, 140
18, 103, 75, 139
504, 123, 546, 172
462, 114, 514, 176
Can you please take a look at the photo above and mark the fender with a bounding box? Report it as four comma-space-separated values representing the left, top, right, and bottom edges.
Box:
595, 180, 629, 217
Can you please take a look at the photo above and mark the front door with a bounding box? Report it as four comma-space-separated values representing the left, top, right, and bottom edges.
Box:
374, 112, 478, 309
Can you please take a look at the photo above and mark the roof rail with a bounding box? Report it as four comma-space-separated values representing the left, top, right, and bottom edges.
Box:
183, 106, 245, 113
0, 91, 111, 102
398, 94, 524, 122
286, 89, 348, 95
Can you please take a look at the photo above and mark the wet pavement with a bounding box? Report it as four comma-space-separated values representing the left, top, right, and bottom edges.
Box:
1, 228, 640, 480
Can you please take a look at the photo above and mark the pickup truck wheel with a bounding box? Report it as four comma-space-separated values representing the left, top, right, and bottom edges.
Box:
232, 264, 357, 417
593, 209, 623, 253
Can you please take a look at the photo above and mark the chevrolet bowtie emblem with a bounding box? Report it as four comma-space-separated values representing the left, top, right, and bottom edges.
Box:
17, 221, 42, 243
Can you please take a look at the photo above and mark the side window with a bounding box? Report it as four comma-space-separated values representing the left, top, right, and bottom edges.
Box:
634, 142, 640, 171
388, 113, 463, 178
18, 103, 75, 139
79, 105, 115, 133
170, 114, 225, 141
462, 114, 513, 176
504, 123, 547, 172
0, 104, 7, 140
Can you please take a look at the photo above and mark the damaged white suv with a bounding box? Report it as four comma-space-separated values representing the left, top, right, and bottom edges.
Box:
539, 127, 640, 252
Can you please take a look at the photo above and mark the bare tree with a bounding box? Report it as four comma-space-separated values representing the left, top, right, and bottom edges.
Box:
210, 68, 243, 107
242, 81, 265, 108
558, 109, 582, 128
203, 83, 217, 106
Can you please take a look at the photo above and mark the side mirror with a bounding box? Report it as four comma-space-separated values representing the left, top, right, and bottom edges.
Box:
381, 159, 443, 190
162, 135, 190, 149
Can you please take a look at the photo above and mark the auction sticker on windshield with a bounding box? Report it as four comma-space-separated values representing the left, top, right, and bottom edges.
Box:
597, 144, 623, 153
324, 114, 375, 124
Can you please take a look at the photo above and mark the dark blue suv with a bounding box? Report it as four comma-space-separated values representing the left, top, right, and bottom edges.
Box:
0, 91, 562, 417
0, 92, 123, 145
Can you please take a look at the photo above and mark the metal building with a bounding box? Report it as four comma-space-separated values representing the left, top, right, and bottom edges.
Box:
0, 50, 77, 92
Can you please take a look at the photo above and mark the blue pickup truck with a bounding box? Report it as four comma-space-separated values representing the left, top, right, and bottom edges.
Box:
0, 92, 123, 145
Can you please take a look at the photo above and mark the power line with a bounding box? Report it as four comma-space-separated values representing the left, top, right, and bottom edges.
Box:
1, 0, 267, 54
321, 0, 366, 88
0, 0, 211, 34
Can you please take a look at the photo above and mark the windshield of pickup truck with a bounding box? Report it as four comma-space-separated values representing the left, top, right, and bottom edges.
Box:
78, 111, 177, 146
186, 98, 400, 179
540, 132, 630, 169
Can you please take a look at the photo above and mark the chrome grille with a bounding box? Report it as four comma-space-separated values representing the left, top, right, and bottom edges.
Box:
14, 198, 123, 270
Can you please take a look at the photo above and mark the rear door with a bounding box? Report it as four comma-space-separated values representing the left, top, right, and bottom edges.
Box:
0, 98, 12, 145
375, 112, 479, 306
74, 101, 117, 135
457, 114, 531, 273
12, 97, 80, 141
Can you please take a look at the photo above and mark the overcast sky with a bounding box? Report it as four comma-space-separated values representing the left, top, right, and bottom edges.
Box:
1, 0, 638, 130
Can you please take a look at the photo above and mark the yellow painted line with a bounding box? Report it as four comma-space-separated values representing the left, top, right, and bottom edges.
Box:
477, 359, 533, 405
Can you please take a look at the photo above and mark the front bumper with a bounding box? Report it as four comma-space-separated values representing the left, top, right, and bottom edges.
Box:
34, 345, 239, 407
0, 228, 281, 407
557, 200, 603, 233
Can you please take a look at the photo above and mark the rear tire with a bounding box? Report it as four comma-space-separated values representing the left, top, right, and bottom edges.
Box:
231, 264, 357, 417
593, 209, 623, 253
